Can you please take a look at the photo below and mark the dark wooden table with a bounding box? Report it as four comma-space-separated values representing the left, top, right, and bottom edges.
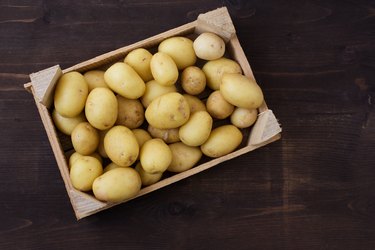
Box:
1, 0, 375, 249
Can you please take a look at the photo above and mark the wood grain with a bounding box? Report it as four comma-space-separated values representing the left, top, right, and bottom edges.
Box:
1, 0, 375, 249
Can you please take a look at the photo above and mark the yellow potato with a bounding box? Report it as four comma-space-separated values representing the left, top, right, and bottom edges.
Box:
52, 109, 86, 135
193, 32, 225, 60
104, 62, 145, 99
202, 58, 242, 90
183, 94, 206, 113
69, 151, 102, 169
179, 111, 212, 146
124, 48, 153, 82
104, 126, 139, 167
158, 36, 196, 70
132, 129, 152, 148
141, 80, 177, 108
231, 108, 258, 128
167, 142, 202, 173
135, 162, 163, 186
181, 66, 206, 95
147, 125, 180, 143
116, 96, 144, 129
93, 167, 141, 202
85, 87, 118, 130
70, 156, 103, 191
140, 139, 172, 174
103, 162, 124, 173
71, 122, 99, 155
145, 92, 190, 129
97, 129, 109, 158
150, 52, 178, 86
206, 90, 234, 119
221, 73, 264, 109
201, 125, 243, 158
83, 70, 108, 91
54, 71, 88, 117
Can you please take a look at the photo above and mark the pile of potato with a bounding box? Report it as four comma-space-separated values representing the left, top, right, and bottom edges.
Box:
52, 32, 264, 203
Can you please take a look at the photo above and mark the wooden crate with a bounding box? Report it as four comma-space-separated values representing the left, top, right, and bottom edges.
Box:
24, 7, 281, 220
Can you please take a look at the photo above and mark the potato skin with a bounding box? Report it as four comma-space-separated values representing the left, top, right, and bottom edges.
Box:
183, 94, 206, 113
104, 126, 139, 167
124, 48, 153, 82
71, 122, 99, 155
140, 139, 172, 174
116, 96, 144, 129
141, 80, 177, 108
93, 167, 141, 202
85, 87, 118, 130
103, 162, 124, 173
104, 62, 145, 99
206, 90, 234, 119
201, 125, 243, 158
202, 58, 242, 90
132, 129, 152, 148
231, 108, 258, 128
145, 92, 190, 129
193, 32, 225, 60
181, 66, 206, 95
69, 151, 102, 169
52, 109, 86, 135
150, 52, 179, 86
97, 129, 109, 158
135, 162, 163, 186
158, 36, 196, 70
83, 70, 108, 92
179, 111, 212, 146
147, 125, 180, 143
54, 71, 88, 118
70, 156, 103, 191
221, 73, 264, 109
167, 142, 202, 173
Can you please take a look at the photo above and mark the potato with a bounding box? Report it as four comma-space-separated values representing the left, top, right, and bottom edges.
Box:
140, 139, 172, 174
231, 108, 258, 128
145, 92, 190, 129
70, 156, 103, 191
124, 48, 153, 82
135, 162, 163, 186
54, 71, 88, 118
85, 87, 118, 130
141, 80, 177, 108
98, 129, 109, 158
103, 162, 124, 173
69, 151, 102, 169
181, 66, 206, 95
104, 62, 145, 99
93, 167, 141, 202
71, 122, 99, 155
83, 70, 108, 91
132, 129, 152, 148
104, 126, 139, 167
52, 109, 86, 135
158, 36, 196, 70
183, 94, 206, 113
168, 142, 202, 173
150, 52, 178, 86
221, 73, 264, 109
193, 32, 225, 60
179, 111, 212, 146
202, 58, 242, 90
116, 96, 144, 129
206, 90, 234, 119
147, 125, 180, 143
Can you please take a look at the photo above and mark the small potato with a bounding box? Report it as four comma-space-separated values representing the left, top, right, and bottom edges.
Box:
83, 70, 108, 91
181, 66, 206, 95
148, 125, 180, 143
93, 167, 141, 202
168, 142, 202, 173
103, 162, 124, 173
52, 109, 86, 135
206, 90, 234, 119
183, 94, 206, 113
141, 80, 177, 108
158, 36, 196, 70
221, 73, 264, 109
193, 32, 225, 60
54, 72, 88, 117
104, 126, 139, 167
124, 48, 153, 82
85, 87, 118, 130
69, 151, 102, 169
201, 125, 243, 158
231, 108, 258, 128
97, 129, 109, 158
116, 96, 144, 129
132, 129, 152, 148
150, 52, 178, 86
70, 156, 103, 191
145, 92, 190, 129
71, 122, 99, 155
104, 62, 145, 99
140, 139, 172, 174
179, 111, 212, 146
135, 162, 163, 186
202, 58, 242, 90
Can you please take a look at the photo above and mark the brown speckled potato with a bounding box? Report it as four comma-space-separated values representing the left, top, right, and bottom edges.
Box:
181, 66, 206, 95
116, 96, 144, 129
71, 122, 99, 155
147, 125, 180, 143
206, 90, 234, 119
231, 108, 258, 128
